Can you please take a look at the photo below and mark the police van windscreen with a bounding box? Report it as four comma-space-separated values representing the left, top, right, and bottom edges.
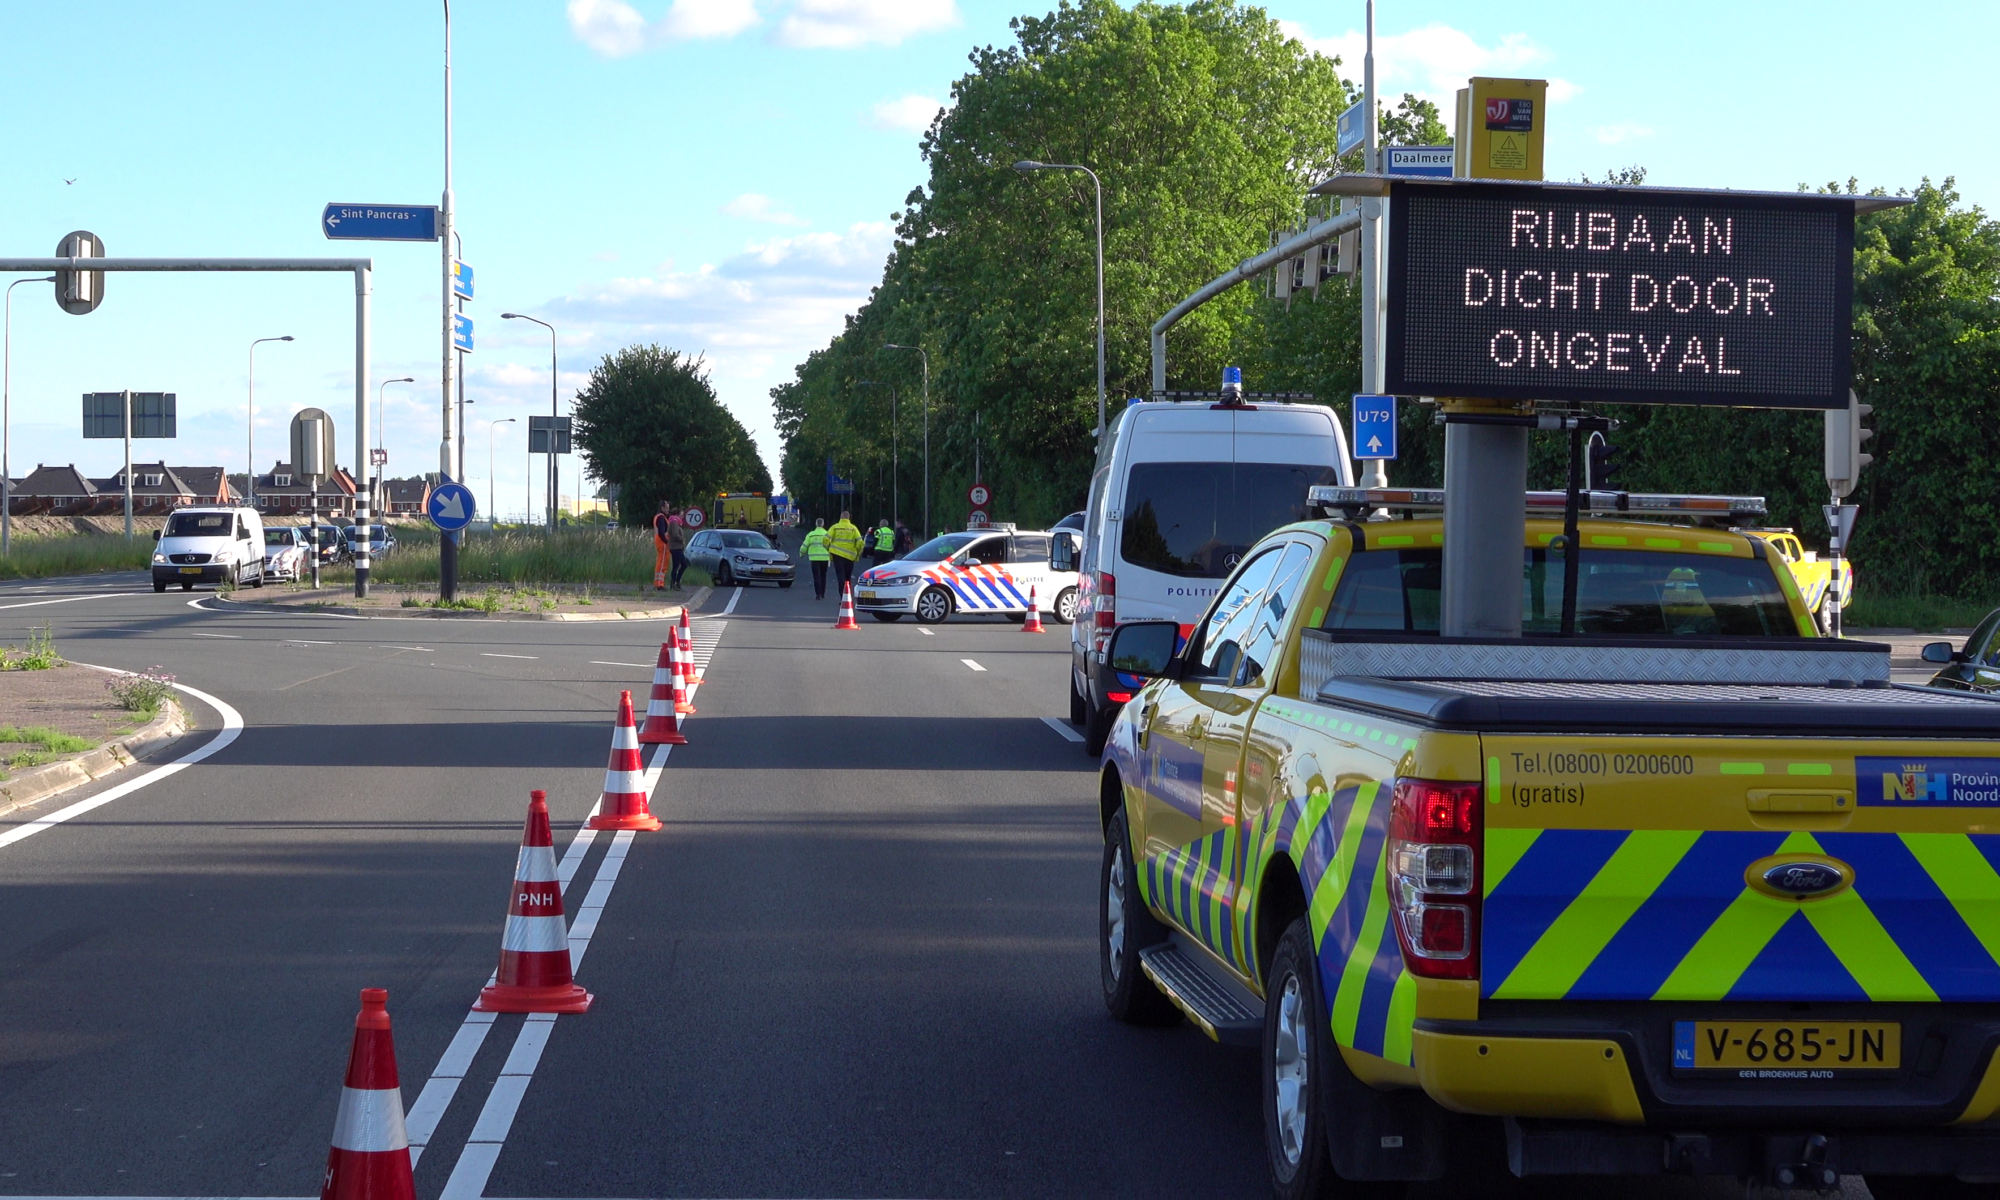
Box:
1322, 548, 1798, 637
1121, 462, 1340, 578
905, 533, 981, 563
165, 512, 231, 537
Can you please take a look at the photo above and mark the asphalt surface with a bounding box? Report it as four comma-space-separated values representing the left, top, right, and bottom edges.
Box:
0, 571, 1877, 1198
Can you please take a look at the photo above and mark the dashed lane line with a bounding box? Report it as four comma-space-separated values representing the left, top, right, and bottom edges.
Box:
589, 661, 654, 669
480, 653, 539, 660
919, 628, 934, 636
961, 659, 986, 672
1040, 716, 1085, 743
189, 631, 241, 639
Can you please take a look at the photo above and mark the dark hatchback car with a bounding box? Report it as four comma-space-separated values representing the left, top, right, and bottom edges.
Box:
1923, 609, 2000, 691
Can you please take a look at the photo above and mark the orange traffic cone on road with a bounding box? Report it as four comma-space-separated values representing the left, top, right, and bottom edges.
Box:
669, 636, 697, 716
638, 643, 681, 744
590, 692, 665, 830
477, 790, 595, 1012
679, 610, 705, 686
1021, 586, 1046, 634
834, 581, 860, 630
320, 988, 414, 1200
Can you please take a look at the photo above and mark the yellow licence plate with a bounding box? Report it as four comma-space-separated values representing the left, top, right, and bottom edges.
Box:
178, 566, 201, 575
1675, 1021, 1899, 1072
857, 590, 877, 600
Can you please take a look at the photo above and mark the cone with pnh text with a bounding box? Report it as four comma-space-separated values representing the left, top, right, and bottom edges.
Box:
476, 790, 594, 1012
320, 988, 415, 1200
590, 692, 664, 830
679, 609, 705, 686
638, 642, 683, 744
834, 581, 860, 630
668, 632, 700, 716
1021, 585, 1046, 633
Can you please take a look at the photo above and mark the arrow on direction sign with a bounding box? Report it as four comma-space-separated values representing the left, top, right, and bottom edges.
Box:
1367, 436, 1383, 452
437, 491, 467, 521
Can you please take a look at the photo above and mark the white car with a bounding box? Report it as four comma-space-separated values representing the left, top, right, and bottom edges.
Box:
855, 526, 1080, 625
262, 526, 309, 581
151, 506, 266, 592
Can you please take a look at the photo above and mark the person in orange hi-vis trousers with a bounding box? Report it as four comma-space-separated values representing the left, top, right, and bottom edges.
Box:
653, 501, 673, 591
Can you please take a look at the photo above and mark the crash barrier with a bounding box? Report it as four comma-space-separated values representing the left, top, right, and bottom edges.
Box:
478, 790, 595, 1013
320, 988, 415, 1200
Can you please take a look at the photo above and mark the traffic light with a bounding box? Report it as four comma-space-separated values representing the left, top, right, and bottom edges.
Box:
1824, 390, 1874, 498
1586, 432, 1624, 491
55, 230, 105, 316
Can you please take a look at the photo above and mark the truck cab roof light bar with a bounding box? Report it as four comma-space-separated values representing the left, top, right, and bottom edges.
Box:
1307, 486, 1767, 522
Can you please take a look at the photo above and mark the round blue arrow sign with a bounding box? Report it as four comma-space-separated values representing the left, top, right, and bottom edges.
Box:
428, 481, 477, 531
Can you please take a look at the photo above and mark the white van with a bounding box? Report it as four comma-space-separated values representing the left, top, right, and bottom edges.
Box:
151, 506, 266, 592
1059, 397, 1353, 752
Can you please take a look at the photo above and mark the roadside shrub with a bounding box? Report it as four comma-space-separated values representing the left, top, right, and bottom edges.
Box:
3, 624, 62, 670
105, 666, 176, 716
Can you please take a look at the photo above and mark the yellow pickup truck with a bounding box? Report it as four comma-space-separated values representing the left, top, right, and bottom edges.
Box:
1097, 487, 2000, 1197
1746, 528, 1855, 634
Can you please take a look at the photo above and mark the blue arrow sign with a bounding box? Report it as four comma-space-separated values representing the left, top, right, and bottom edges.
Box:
1353, 394, 1397, 460
453, 260, 474, 300
321, 203, 439, 241
428, 480, 477, 532
452, 313, 474, 353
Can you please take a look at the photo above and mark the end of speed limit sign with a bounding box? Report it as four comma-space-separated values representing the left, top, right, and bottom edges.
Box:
968, 483, 990, 506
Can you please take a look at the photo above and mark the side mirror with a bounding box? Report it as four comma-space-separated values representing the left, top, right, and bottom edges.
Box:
1922, 641, 1959, 665
1108, 620, 1180, 679
151, 530, 160, 542
1051, 531, 1077, 574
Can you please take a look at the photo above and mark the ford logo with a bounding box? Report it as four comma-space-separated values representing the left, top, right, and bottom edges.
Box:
1763, 861, 1846, 898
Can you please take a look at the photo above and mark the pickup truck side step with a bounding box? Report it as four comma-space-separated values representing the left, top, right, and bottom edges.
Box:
1139, 943, 1261, 1046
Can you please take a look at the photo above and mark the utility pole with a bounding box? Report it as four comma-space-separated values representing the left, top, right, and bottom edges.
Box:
1358, 0, 1388, 490
439, 0, 460, 600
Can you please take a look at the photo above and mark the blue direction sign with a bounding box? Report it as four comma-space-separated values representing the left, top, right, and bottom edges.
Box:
321, 204, 439, 241
1353, 394, 1397, 460
1386, 145, 1455, 177
428, 480, 477, 531
1337, 100, 1366, 156
453, 260, 474, 300
452, 312, 474, 353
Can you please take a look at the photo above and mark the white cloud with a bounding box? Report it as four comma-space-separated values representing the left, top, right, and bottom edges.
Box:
863, 94, 946, 133
1281, 20, 1577, 111
722, 192, 809, 226
1593, 120, 1653, 146
567, 0, 759, 57
772, 0, 958, 49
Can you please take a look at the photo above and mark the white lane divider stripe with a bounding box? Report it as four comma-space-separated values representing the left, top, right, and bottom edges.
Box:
723, 586, 742, 615
190, 631, 241, 639
480, 653, 538, 660
919, 628, 934, 636
961, 659, 986, 672
429, 630, 720, 1189
0, 592, 143, 611
0, 670, 244, 853
1040, 715, 1085, 744
588, 661, 653, 669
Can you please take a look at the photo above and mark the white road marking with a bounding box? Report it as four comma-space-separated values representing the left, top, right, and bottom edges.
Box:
723, 586, 742, 615
0, 592, 142, 611
189, 632, 241, 639
961, 659, 986, 672
590, 661, 654, 669
1040, 716, 1085, 743
480, 653, 538, 660
0, 671, 244, 852
426, 628, 724, 1186
919, 628, 934, 636
384, 645, 434, 652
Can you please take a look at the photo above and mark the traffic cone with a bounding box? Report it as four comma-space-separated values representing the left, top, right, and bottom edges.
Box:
834, 581, 860, 630
477, 790, 594, 1012
679, 609, 705, 686
590, 692, 664, 830
1021, 585, 1046, 633
669, 636, 697, 716
638, 643, 681, 744
321, 988, 414, 1200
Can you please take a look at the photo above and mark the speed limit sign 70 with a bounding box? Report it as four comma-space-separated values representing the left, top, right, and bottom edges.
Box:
683, 507, 705, 529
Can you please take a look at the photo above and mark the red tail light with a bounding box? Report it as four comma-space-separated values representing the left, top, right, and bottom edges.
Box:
1387, 778, 1481, 979
1093, 571, 1117, 630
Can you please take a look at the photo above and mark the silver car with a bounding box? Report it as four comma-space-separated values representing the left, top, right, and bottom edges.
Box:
687, 528, 795, 587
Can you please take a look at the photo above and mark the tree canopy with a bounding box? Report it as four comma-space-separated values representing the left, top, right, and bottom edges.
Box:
572, 345, 770, 521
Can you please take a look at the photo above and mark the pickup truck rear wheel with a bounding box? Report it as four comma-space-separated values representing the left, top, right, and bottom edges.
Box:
1265, 918, 1401, 1199
1100, 809, 1178, 1026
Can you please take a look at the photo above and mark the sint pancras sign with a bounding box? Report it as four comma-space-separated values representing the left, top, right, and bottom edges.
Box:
1384, 180, 1855, 409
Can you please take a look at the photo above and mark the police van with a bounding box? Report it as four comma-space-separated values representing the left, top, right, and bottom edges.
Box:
855, 524, 1079, 624
1061, 382, 1353, 753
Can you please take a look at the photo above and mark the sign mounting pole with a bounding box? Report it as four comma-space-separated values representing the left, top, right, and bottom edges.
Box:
439, 0, 460, 602
122, 389, 133, 542
1358, 0, 1388, 489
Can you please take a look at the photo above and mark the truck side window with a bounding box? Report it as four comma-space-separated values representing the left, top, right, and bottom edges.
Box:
1233, 543, 1314, 687
1189, 549, 1284, 681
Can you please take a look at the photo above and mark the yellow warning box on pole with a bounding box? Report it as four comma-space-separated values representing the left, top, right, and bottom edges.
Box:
1453, 77, 1547, 181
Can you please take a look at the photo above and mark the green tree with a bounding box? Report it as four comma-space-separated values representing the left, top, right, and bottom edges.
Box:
573, 345, 771, 523
775, 0, 1352, 530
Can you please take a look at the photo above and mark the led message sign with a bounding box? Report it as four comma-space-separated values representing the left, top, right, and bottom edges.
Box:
1384, 181, 1854, 409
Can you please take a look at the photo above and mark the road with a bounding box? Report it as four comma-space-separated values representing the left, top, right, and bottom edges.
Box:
0, 572, 1873, 1198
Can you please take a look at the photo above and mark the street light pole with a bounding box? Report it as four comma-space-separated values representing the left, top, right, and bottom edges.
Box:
377, 375, 414, 519
857, 380, 898, 529
488, 417, 515, 525
248, 335, 295, 511
2, 275, 54, 558
440, 0, 461, 599
502, 312, 558, 532
883, 344, 929, 535
1012, 161, 1106, 441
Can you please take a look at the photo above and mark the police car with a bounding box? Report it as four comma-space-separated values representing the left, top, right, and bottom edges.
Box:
854, 524, 1080, 624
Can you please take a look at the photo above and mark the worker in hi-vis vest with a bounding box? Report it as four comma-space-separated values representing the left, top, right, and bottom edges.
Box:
871, 519, 895, 566
826, 510, 864, 596
652, 502, 673, 591
801, 518, 832, 600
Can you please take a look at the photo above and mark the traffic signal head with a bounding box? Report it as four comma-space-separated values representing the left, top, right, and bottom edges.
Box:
1586, 432, 1624, 491
1824, 390, 1874, 498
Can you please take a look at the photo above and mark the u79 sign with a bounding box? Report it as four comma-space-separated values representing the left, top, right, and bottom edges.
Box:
1384, 180, 1857, 410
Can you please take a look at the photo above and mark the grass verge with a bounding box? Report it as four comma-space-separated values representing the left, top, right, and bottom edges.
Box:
0, 724, 97, 770
327, 528, 664, 587
1845, 593, 1995, 633
0, 535, 152, 580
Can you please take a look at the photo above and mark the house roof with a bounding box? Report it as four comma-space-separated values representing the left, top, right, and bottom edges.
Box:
384, 477, 431, 501
91, 462, 194, 496
253, 461, 358, 496
172, 466, 237, 502
13, 464, 98, 498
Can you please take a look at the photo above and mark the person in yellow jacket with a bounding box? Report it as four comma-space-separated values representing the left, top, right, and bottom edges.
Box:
801, 518, 832, 600
870, 519, 896, 566
826, 510, 864, 596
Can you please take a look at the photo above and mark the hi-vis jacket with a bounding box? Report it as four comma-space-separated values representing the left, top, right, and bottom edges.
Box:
827, 520, 864, 561
801, 528, 831, 562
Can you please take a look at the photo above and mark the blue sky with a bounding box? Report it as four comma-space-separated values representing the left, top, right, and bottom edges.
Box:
0, 0, 1991, 518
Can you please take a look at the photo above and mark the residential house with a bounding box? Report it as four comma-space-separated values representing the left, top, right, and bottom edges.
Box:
88, 463, 195, 515
245, 461, 357, 518
171, 466, 239, 507
8, 464, 98, 515
382, 477, 431, 517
